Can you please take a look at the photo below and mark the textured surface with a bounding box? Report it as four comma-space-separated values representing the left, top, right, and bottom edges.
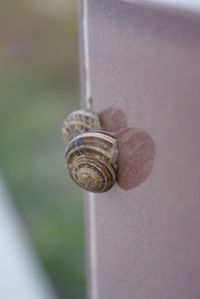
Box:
99, 109, 155, 190
79, 1, 200, 299
115, 128, 155, 189
99, 108, 127, 133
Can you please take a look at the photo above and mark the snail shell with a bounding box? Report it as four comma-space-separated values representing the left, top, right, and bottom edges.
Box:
62, 110, 101, 143
65, 131, 118, 193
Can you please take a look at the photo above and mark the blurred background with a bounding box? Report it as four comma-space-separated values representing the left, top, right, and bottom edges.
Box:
0, 1, 85, 299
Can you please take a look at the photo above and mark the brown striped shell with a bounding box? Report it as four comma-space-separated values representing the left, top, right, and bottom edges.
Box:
65, 131, 118, 193
62, 110, 101, 143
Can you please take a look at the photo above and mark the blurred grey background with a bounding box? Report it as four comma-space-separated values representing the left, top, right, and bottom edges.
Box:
0, 1, 85, 298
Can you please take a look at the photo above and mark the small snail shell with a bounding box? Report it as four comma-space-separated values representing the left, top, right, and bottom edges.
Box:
65, 131, 118, 193
62, 110, 101, 143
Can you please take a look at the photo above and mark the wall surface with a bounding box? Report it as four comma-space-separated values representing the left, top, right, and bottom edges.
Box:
79, 1, 200, 298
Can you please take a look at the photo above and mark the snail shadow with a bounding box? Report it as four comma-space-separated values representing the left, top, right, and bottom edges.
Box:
99, 108, 156, 190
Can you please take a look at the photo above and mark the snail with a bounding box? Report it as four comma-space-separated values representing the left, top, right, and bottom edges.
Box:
62, 109, 155, 193
62, 109, 101, 143
62, 110, 118, 193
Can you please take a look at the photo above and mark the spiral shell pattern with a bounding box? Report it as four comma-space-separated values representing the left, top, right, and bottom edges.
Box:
65, 132, 118, 193
62, 110, 101, 143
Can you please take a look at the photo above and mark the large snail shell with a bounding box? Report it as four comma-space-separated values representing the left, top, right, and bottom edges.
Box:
65, 132, 118, 193
62, 110, 101, 143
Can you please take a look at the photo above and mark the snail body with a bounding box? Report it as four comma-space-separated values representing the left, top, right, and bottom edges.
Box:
65, 131, 118, 193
